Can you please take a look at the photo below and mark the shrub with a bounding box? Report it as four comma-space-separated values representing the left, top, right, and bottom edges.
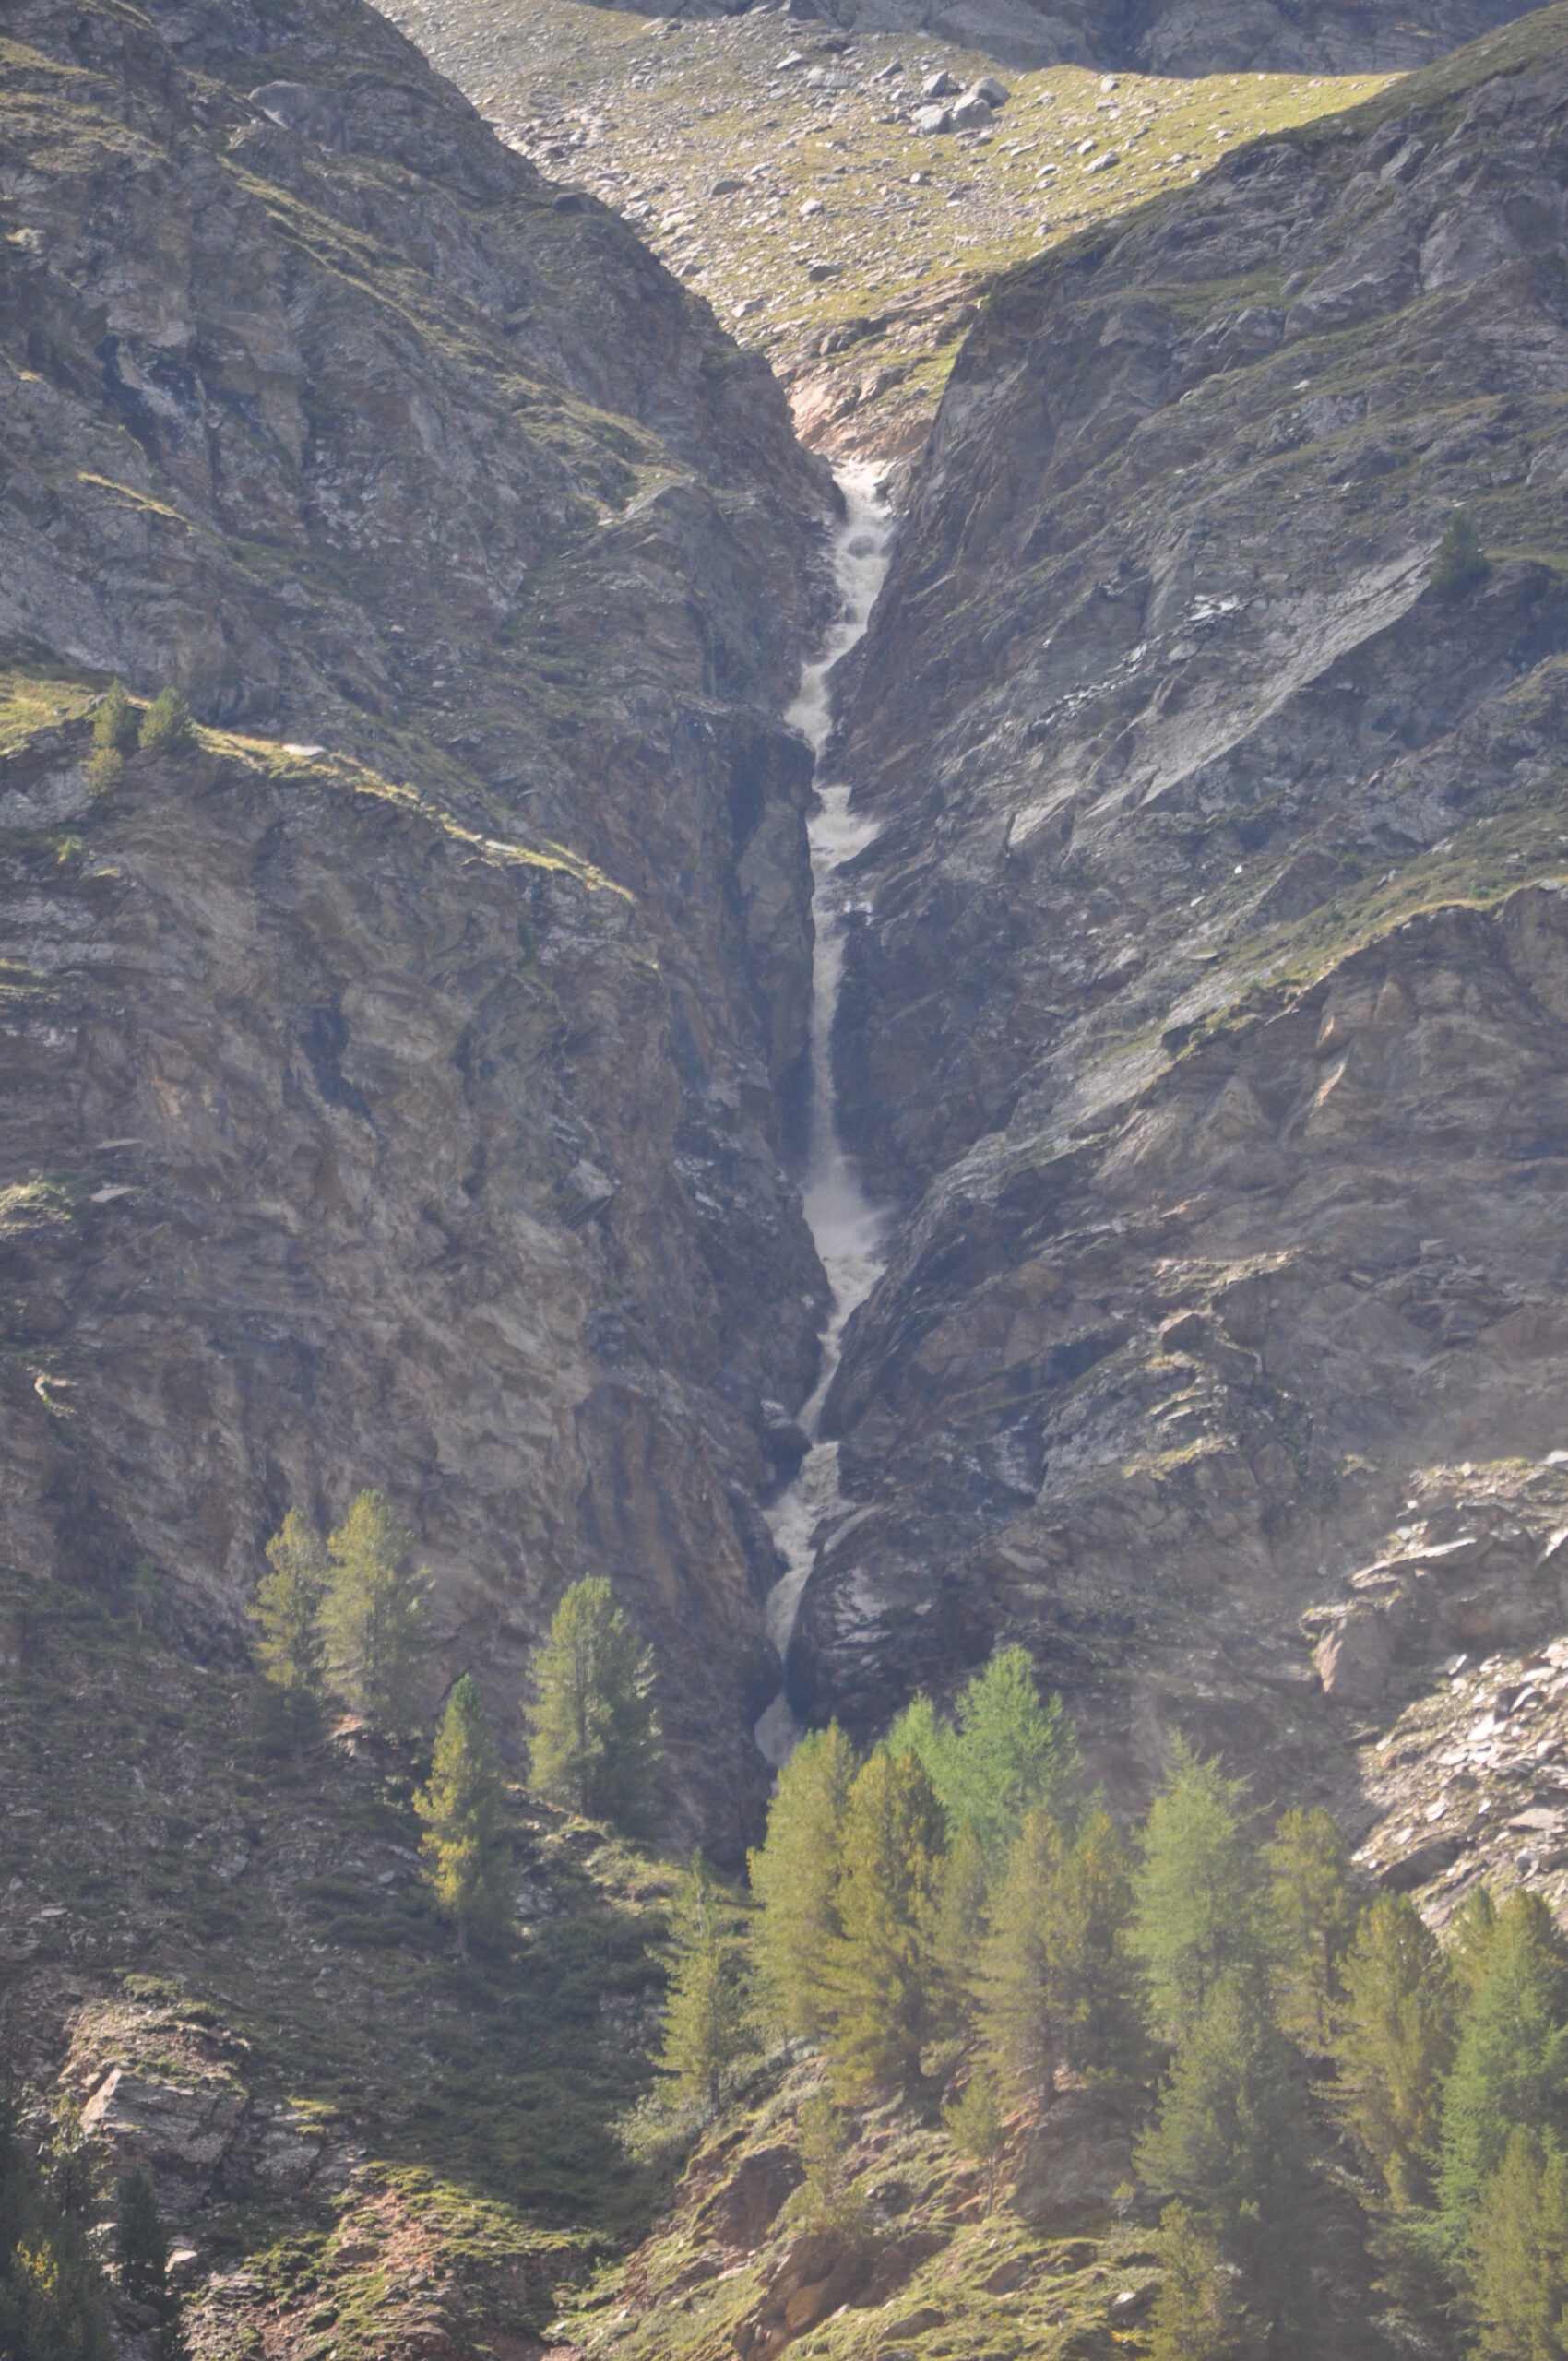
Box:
138, 687, 195, 754
92, 683, 138, 756
1431, 509, 1489, 599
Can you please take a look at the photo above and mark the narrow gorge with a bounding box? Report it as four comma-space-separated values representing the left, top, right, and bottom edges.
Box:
8, 0, 1568, 2355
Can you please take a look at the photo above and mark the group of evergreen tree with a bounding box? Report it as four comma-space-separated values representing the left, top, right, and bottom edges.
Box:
88, 682, 194, 785
253, 1510, 663, 1955
678, 1645, 1568, 2359
253, 1492, 430, 1751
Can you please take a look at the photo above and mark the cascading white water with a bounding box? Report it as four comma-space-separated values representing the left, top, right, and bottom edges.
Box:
754, 466, 896, 1767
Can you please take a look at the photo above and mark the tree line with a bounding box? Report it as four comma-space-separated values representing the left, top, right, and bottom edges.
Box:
650, 1646, 1568, 2361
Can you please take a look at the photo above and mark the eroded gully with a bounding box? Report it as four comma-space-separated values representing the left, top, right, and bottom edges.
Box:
754, 467, 896, 1768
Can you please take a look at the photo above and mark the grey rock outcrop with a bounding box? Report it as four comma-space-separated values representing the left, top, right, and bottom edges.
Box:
788, 10, 1568, 1800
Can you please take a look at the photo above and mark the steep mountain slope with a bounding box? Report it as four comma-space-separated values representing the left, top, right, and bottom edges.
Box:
0, 0, 837, 1854
584, 0, 1537, 77
791, 7, 1568, 1799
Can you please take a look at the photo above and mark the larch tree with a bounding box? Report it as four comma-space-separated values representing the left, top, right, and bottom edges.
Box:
893, 1648, 1081, 1864
1468, 2126, 1568, 2361
1265, 1806, 1358, 2046
655, 1857, 750, 2118
415, 1674, 512, 1959
944, 2065, 1006, 2216
1438, 1889, 1568, 2249
979, 1802, 1140, 2102
1334, 1892, 1455, 2213
829, 1747, 947, 2098
748, 1721, 856, 2040
524, 1575, 660, 1832
1133, 1744, 1263, 2047
978, 1808, 1067, 2104
1135, 1968, 1309, 2296
1144, 2202, 1243, 2361
0, 2072, 110, 2361
251, 1509, 329, 1761
321, 1489, 429, 1739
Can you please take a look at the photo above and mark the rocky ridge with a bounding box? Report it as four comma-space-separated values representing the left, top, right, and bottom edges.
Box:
788, 6, 1568, 1816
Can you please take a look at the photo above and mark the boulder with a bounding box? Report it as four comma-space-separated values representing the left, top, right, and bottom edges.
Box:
80, 2068, 247, 2213
920, 69, 959, 97
912, 104, 952, 134
950, 95, 993, 130
970, 75, 1010, 105
1313, 1608, 1393, 1706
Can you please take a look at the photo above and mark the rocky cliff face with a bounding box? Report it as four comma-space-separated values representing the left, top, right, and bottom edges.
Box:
0, 0, 838, 1854
792, 6, 1568, 1803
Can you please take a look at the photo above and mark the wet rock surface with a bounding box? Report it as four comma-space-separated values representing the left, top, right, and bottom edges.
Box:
0, 0, 838, 1854
791, 10, 1568, 1797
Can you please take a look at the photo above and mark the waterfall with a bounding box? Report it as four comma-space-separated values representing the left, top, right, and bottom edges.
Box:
754, 466, 896, 1767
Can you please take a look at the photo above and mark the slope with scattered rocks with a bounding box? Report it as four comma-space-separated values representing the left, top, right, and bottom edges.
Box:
385, 0, 1391, 460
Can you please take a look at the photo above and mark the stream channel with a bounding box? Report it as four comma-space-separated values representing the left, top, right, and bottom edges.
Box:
754, 467, 896, 1767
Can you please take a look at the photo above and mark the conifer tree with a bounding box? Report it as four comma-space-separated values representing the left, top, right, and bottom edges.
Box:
0, 2075, 110, 2361
895, 1648, 1081, 1863
749, 1721, 856, 2040
1133, 1744, 1263, 2047
979, 1808, 1066, 2102
885, 1691, 959, 1810
322, 1490, 429, 1738
932, 1819, 991, 2032
89, 682, 137, 785
415, 1675, 511, 1958
1438, 1889, 1568, 2248
1265, 1806, 1357, 2045
137, 686, 194, 754
1468, 2126, 1568, 2361
944, 2065, 1006, 2215
980, 1803, 1141, 2101
655, 1858, 750, 2117
792, 2093, 868, 2245
1450, 1883, 1500, 2000
829, 1748, 946, 2098
1145, 2202, 1243, 2361
252, 1509, 329, 1761
115, 2172, 167, 2307
1135, 1969, 1308, 2284
1334, 1893, 1455, 2212
525, 1575, 660, 1832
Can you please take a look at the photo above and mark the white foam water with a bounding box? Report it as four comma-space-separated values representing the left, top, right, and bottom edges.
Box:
754, 466, 896, 1767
